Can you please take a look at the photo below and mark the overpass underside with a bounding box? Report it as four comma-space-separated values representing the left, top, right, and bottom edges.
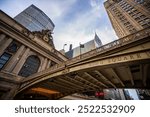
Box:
16, 28, 150, 99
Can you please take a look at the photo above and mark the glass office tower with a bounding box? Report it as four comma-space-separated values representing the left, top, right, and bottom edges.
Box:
14, 4, 55, 32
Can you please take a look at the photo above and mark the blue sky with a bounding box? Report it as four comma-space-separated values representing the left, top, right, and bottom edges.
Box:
0, 0, 117, 51
0, 0, 140, 99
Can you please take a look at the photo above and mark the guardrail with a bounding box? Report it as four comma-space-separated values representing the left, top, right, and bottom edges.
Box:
66, 27, 150, 65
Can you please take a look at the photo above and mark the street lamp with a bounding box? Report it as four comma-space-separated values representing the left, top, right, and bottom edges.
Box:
63, 44, 67, 51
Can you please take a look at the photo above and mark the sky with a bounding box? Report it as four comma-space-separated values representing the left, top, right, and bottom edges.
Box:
0, 0, 140, 99
0, 0, 118, 51
127, 89, 139, 100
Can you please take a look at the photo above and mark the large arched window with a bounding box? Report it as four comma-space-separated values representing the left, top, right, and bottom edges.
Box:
18, 55, 40, 77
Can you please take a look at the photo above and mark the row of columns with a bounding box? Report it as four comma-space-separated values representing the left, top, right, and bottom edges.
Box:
40, 58, 52, 71
0, 33, 55, 99
0, 33, 53, 74
12, 48, 30, 74
4, 45, 25, 72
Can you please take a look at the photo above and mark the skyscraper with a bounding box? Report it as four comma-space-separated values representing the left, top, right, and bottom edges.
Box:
0, 5, 67, 99
104, 0, 150, 38
104, 0, 150, 100
14, 4, 55, 32
14, 4, 55, 47
65, 33, 102, 58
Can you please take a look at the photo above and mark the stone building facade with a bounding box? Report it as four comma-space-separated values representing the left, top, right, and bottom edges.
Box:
0, 10, 67, 99
104, 0, 150, 38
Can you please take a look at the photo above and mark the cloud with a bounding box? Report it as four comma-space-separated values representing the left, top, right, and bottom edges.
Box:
90, 0, 101, 8
53, 4, 97, 50
0, 0, 76, 20
96, 27, 118, 45
53, 0, 117, 51
0, 0, 117, 52
36, 0, 76, 21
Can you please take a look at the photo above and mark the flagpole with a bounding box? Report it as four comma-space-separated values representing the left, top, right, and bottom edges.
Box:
79, 43, 81, 59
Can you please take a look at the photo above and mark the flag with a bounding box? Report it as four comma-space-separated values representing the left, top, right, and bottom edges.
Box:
80, 44, 84, 48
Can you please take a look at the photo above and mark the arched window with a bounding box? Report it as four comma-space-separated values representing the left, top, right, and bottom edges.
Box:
18, 55, 40, 77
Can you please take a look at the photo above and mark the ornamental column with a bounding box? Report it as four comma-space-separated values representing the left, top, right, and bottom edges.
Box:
40, 58, 48, 71
46, 60, 51, 68
12, 48, 30, 75
4, 45, 25, 72
0, 37, 13, 56
0, 85, 19, 99
0, 33, 6, 43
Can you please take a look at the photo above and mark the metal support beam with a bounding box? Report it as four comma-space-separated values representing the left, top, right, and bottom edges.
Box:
125, 66, 134, 86
110, 68, 125, 87
141, 64, 148, 87
53, 80, 80, 90
56, 78, 85, 89
84, 72, 108, 88
94, 70, 116, 88
40, 82, 69, 93
47, 82, 74, 92
76, 75, 100, 90
65, 76, 96, 90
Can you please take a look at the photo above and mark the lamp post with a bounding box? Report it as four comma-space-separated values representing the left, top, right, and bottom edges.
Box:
79, 43, 81, 57
63, 44, 67, 51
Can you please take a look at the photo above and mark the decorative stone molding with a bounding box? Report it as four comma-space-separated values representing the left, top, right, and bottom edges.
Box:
32, 29, 54, 46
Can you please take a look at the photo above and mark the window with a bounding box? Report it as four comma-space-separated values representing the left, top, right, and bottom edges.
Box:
0, 52, 12, 69
6, 41, 21, 54
50, 61, 57, 67
18, 55, 40, 77
7, 43, 18, 53
134, 0, 144, 4
142, 24, 149, 28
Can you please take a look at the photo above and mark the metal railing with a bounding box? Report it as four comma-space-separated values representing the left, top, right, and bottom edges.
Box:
66, 27, 150, 65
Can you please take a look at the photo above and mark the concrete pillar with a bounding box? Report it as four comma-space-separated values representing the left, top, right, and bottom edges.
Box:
4, 45, 25, 72
1, 85, 19, 100
0, 37, 13, 56
46, 60, 51, 68
118, 89, 126, 100
40, 58, 48, 71
38, 56, 44, 72
12, 48, 30, 74
0, 34, 6, 44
